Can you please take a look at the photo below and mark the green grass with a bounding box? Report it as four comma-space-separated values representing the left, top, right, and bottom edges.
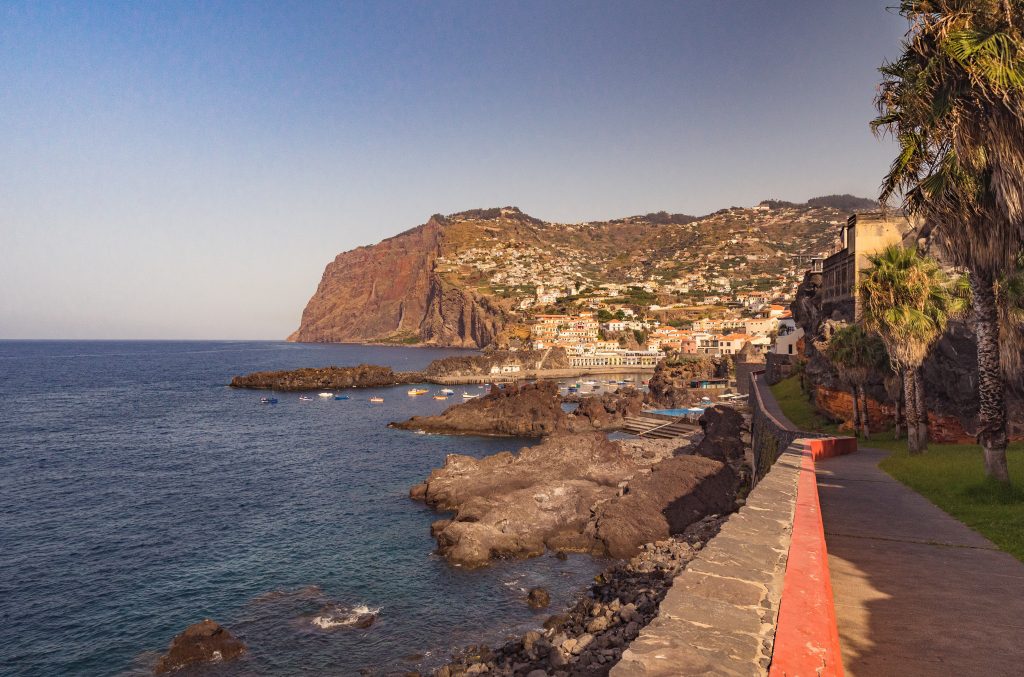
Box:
769, 376, 1024, 562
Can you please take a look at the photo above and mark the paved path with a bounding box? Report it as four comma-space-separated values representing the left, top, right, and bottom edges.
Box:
816, 447, 1024, 676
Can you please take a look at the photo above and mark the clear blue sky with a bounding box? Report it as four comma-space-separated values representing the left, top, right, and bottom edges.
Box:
0, 1, 907, 339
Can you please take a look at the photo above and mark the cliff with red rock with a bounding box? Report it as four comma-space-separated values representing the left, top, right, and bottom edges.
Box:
290, 215, 507, 347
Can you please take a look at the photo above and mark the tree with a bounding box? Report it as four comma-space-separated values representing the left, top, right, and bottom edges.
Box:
826, 324, 889, 439
859, 246, 965, 454
873, 0, 1024, 479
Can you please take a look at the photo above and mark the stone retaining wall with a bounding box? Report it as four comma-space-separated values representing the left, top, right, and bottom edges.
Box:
612, 372, 852, 676
612, 448, 802, 676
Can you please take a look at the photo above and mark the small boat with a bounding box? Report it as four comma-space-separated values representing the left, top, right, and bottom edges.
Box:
439, 388, 455, 395
462, 392, 478, 399
318, 392, 333, 398
433, 395, 449, 400
407, 388, 429, 396
334, 394, 350, 400
298, 395, 313, 402
259, 397, 278, 405
583, 380, 598, 386
369, 396, 384, 403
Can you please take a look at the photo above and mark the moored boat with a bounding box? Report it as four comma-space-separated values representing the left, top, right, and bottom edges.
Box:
259, 397, 278, 405
334, 394, 350, 400
439, 388, 455, 395
318, 392, 333, 398
432, 395, 448, 400
407, 388, 429, 396
369, 396, 384, 403
298, 395, 313, 401
462, 392, 478, 399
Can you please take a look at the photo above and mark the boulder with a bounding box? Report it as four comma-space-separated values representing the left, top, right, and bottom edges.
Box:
392, 381, 568, 436
154, 619, 245, 674
527, 587, 551, 609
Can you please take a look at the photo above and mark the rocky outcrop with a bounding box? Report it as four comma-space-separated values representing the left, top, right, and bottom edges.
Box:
644, 356, 719, 408
434, 515, 727, 677
591, 456, 736, 559
392, 381, 568, 437
154, 619, 245, 674
569, 388, 645, 431
421, 348, 570, 378
229, 364, 418, 391
410, 409, 745, 567
290, 216, 506, 347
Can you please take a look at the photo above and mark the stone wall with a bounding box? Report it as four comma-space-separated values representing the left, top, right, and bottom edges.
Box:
612, 449, 802, 676
764, 353, 792, 386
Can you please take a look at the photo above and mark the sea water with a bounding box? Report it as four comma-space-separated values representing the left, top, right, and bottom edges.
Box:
0, 341, 606, 676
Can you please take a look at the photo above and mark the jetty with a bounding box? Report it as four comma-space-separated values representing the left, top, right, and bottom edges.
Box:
620, 413, 699, 439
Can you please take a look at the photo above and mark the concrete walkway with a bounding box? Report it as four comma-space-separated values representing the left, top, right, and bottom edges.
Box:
816, 447, 1024, 676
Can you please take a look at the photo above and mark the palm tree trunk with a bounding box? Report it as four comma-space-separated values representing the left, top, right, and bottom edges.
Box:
893, 372, 904, 439
850, 384, 861, 436
861, 386, 871, 440
904, 367, 921, 454
914, 367, 929, 452
970, 269, 1011, 483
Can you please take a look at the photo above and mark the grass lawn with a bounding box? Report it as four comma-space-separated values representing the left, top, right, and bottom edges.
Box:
769, 376, 1024, 562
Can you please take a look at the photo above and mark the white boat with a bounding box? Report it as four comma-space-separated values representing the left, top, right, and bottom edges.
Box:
318, 392, 333, 398
439, 388, 455, 395
462, 392, 478, 399
369, 396, 384, 403
298, 395, 313, 402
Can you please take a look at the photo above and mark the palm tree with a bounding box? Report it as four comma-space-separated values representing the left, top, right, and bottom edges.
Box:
826, 324, 889, 439
873, 0, 1024, 480
859, 246, 965, 454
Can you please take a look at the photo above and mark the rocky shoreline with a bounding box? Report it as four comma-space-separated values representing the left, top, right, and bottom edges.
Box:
430, 514, 728, 677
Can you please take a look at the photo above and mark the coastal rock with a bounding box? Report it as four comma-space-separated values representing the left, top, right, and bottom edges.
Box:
569, 388, 645, 431
644, 356, 719, 408
412, 429, 739, 567
230, 364, 418, 391
421, 348, 570, 378
591, 456, 737, 559
527, 587, 551, 609
154, 619, 245, 674
392, 381, 568, 437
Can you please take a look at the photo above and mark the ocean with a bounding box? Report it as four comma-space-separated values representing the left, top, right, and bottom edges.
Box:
0, 341, 606, 676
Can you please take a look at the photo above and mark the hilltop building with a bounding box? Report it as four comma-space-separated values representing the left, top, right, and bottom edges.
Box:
820, 212, 913, 319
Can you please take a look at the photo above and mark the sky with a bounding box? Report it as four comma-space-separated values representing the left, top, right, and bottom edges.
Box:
0, 1, 909, 340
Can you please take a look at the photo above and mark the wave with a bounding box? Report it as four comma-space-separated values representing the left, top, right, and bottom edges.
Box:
310, 604, 381, 630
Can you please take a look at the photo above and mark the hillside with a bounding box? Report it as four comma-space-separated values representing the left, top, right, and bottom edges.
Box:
291, 199, 864, 347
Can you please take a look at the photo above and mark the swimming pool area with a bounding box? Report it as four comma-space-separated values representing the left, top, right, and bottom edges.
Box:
648, 408, 706, 417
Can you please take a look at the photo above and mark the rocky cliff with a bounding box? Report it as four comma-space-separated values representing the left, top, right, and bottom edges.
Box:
290, 216, 506, 347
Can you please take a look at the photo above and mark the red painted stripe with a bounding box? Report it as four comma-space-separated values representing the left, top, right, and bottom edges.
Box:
769, 447, 845, 677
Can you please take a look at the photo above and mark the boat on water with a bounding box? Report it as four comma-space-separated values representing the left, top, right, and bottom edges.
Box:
407, 388, 429, 396
259, 397, 278, 405
369, 397, 384, 403
318, 392, 333, 398
462, 392, 478, 399
583, 380, 598, 386
439, 388, 455, 395
432, 395, 449, 400
298, 395, 313, 402
334, 395, 350, 400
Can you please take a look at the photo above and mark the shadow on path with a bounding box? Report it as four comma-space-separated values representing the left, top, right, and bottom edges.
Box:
816, 447, 1024, 677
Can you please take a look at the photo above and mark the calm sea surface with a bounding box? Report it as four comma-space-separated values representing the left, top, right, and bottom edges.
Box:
0, 341, 606, 676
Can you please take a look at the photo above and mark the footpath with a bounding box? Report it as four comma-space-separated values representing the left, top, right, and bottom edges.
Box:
817, 448, 1024, 676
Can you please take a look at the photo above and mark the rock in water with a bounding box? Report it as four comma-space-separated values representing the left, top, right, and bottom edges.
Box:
154, 619, 245, 674
527, 587, 551, 608
392, 381, 568, 437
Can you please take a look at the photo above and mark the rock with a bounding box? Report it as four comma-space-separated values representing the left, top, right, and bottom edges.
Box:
592, 455, 737, 559
568, 388, 645, 431
527, 587, 551, 609
544, 614, 571, 630
393, 381, 568, 437
553, 550, 568, 561
230, 364, 419, 391
644, 356, 719, 408
586, 616, 609, 633
688, 406, 748, 467
154, 619, 245, 674
352, 614, 376, 629
527, 670, 549, 677
571, 634, 594, 655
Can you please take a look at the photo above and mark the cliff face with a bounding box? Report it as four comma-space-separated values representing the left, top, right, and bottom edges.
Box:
290, 217, 506, 347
